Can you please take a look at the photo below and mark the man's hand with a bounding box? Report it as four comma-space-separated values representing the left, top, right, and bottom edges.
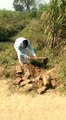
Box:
28, 55, 38, 60
34, 56, 38, 60
28, 56, 31, 60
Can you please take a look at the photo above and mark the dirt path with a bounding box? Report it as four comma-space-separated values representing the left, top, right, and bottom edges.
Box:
0, 80, 66, 120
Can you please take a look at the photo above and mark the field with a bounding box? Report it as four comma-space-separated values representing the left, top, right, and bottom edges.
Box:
0, 2, 66, 119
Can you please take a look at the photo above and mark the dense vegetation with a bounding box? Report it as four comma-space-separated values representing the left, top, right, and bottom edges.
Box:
0, 0, 66, 92
0, 10, 32, 41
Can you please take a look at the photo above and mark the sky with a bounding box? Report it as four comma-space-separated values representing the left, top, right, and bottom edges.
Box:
0, 0, 49, 10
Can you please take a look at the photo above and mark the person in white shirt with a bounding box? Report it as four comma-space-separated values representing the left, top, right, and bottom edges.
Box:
14, 37, 37, 65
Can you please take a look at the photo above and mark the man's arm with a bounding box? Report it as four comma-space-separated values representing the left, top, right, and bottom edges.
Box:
28, 42, 36, 57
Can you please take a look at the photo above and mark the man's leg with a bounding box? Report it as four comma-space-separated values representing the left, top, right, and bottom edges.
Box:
24, 48, 30, 64
25, 58, 30, 64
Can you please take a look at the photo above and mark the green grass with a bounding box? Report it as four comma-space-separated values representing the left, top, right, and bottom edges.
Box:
59, 62, 66, 82
0, 41, 17, 66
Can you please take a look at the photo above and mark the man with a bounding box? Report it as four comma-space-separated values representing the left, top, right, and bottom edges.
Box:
14, 37, 37, 65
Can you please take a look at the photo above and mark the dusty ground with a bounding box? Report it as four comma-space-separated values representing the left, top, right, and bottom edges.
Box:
0, 79, 66, 120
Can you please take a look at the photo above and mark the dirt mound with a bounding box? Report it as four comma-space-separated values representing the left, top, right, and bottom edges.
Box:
14, 64, 58, 94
